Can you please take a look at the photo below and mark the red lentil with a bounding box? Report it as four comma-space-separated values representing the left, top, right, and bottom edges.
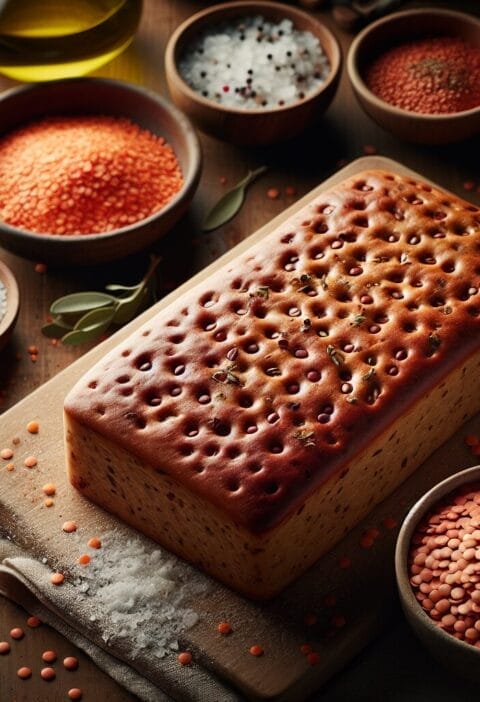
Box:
0, 116, 183, 236
27, 345, 38, 355
24, 455, 37, 468
17, 666, 32, 680
362, 144, 377, 155
34, 262, 47, 274
285, 185, 297, 197
10, 627, 24, 640
40, 667, 56, 681
408, 481, 480, 646
249, 644, 264, 656
62, 521, 77, 533
42, 650, 57, 663
217, 621, 232, 635
1, 447, 13, 460
87, 537, 102, 549
300, 643, 312, 655
26, 420, 39, 434
51, 572, 65, 586
465, 434, 479, 447
463, 181, 476, 192
365, 37, 480, 114
44, 498, 54, 508
0, 641, 11, 654
68, 689, 83, 700
338, 555, 351, 569
383, 516, 398, 530
63, 656, 79, 671
177, 651, 192, 665
42, 483, 56, 496
266, 187, 280, 200
78, 554, 91, 566
27, 616, 41, 628
6, 462, 14, 472
306, 651, 320, 665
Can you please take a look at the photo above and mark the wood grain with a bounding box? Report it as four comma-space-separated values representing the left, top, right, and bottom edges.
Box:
0, 0, 479, 700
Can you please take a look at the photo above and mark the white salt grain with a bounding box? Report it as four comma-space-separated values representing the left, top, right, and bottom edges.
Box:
73, 531, 210, 659
179, 15, 330, 109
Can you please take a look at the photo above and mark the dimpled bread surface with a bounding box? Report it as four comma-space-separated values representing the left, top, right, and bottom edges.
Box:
65, 170, 480, 599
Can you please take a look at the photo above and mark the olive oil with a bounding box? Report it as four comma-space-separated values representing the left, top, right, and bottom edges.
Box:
0, 0, 142, 81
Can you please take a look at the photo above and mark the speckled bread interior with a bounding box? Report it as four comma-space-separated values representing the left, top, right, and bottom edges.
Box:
65, 170, 480, 599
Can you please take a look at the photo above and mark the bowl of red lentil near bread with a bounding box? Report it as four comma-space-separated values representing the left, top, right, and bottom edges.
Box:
165, 1, 341, 145
347, 8, 480, 144
396, 465, 480, 682
0, 78, 201, 266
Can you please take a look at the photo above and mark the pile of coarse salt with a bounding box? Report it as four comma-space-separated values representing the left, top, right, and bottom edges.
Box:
73, 531, 210, 659
179, 15, 330, 109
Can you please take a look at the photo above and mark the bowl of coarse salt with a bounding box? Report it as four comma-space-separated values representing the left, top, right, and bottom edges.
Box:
165, 1, 341, 145
396, 465, 480, 683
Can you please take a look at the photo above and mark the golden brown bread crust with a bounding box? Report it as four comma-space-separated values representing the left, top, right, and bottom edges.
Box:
65, 169, 480, 534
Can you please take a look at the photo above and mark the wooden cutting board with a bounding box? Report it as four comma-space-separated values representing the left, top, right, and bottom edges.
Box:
2, 156, 479, 702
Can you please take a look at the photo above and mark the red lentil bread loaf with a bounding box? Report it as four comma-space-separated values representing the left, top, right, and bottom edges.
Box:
64, 170, 480, 599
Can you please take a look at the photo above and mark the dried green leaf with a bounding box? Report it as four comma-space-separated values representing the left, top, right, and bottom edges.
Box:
105, 283, 141, 292
202, 166, 267, 232
61, 327, 106, 346
41, 319, 73, 338
74, 306, 116, 332
50, 291, 115, 316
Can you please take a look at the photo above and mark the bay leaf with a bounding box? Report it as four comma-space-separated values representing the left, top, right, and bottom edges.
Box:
41, 319, 73, 338
61, 327, 106, 346
74, 306, 116, 332
51, 291, 115, 315
202, 165, 267, 232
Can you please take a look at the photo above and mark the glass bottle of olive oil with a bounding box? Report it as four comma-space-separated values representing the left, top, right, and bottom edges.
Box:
0, 0, 142, 81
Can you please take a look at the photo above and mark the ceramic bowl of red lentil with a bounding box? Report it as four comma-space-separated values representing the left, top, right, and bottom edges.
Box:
0, 78, 201, 265
396, 465, 480, 682
347, 8, 480, 144
165, 1, 341, 145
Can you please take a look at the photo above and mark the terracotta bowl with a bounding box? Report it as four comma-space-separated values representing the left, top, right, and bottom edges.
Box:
165, 1, 342, 145
0, 78, 202, 266
0, 260, 19, 353
347, 8, 480, 144
395, 465, 480, 682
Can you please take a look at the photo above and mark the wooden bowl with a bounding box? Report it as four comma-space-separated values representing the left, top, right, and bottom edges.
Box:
347, 8, 480, 144
165, 1, 341, 145
395, 465, 480, 683
0, 260, 19, 353
0, 78, 202, 266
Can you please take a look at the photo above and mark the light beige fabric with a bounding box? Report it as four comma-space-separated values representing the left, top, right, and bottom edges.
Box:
0, 540, 240, 702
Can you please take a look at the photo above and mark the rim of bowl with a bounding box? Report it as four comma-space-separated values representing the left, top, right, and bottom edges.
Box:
0, 77, 202, 244
395, 464, 480, 655
165, 0, 342, 116
0, 260, 19, 339
347, 7, 480, 122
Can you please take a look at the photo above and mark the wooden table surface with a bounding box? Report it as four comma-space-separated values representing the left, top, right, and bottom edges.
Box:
0, 0, 479, 700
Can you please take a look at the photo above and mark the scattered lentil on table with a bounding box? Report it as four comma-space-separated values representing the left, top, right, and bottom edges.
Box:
409, 481, 480, 646
179, 16, 330, 109
0, 116, 183, 235
365, 37, 480, 114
